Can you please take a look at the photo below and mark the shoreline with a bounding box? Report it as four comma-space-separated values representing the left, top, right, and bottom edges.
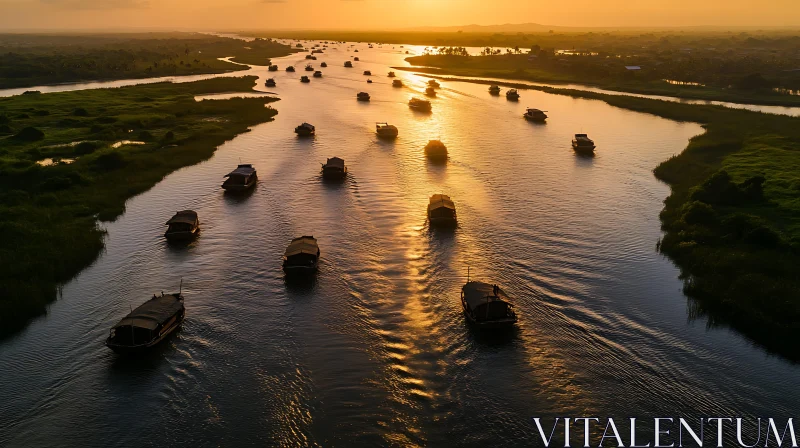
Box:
394, 66, 800, 111
0, 76, 281, 339
394, 70, 800, 360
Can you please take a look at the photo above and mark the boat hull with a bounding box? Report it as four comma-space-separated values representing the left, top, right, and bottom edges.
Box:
429, 216, 457, 228
460, 300, 517, 329
222, 180, 257, 193
322, 170, 347, 181
283, 263, 319, 275
164, 229, 198, 241
572, 143, 596, 154
524, 115, 547, 122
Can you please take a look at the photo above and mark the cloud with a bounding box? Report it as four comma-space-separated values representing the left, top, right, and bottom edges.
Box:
39, 0, 148, 9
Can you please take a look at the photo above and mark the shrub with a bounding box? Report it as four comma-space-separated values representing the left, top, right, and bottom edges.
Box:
92, 152, 126, 170
74, 141, 98, 155
743, 226, 783, 248
72, 108, 89, 117
0, 124, 12, 135
12, 127, 44, 142
691, 170, 765, 205
681, 201, 718, 226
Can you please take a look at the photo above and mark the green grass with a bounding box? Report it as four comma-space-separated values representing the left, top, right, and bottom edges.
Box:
0, 76, 279, 338
399, 55, 800, 108
415, 72, 800, 359
0, 33, 296, 89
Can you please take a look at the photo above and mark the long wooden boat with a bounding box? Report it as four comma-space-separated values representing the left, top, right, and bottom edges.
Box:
376, 122, 398, 138
424, 140, 447, 161
295, 122, 315, 136
321, 156, 347, 180
222, 164, 258, 192
461, 281, 517, 328
572, 133, 596, 154
164, 210, 199, 241
283, 236, 320, 273
524, 108, 548, 122
428, 194, 457, 227
409, 97, 431, 111
106, 292, 185, 354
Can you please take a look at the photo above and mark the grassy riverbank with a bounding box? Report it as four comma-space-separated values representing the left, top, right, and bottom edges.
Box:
255, 29, 800, 107
419, 73, 800, 359
400, 56, 800, 108
0, 76, 278, 338
0, 33, 294, 89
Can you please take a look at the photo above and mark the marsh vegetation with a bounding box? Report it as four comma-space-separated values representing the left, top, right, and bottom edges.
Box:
0, 33, 294, 89
0, 76, 279, 337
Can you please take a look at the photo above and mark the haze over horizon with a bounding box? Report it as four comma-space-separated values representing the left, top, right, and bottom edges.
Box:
1, 0, 799, 32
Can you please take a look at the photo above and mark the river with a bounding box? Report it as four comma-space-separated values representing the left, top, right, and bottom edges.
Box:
0, 42, 798, 447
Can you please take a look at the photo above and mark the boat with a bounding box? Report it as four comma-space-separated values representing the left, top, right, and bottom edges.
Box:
321, 62, 328, 67
388, 71, 396, 77
295, 122, 315, 136
367, 79, 373, 83
572, 134, 596, 154
506, 89, 520, 101
354, 57, 360, 61
314, 71, 323, 78
523, 108, 548, 122
357, 92, 371, 101
222, 164, 258, 192
268, 65, 278, 71
344, 61, 353, 68
164, 210, 199, 241
424, 140, 447, 161
427, 79, 440, 88
286, 66, 296, 72
427, 194, 457, 227
392, 79, 403, 87
300, 75, 311, 83
408, 97, 432, 112
265, 78, 276, 87
105, 291, 185, 354
461, 281, 518, 328
305, 64, 314, 71
283, 236, 320, 274
489, 85, 501, 95
425, 87, 436, 97
363, 70, 372, 75
321, 156, 347, 180
376, 122, 398, 138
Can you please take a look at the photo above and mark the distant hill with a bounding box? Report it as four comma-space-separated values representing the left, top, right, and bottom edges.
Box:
404, 23, 572, 33
402, 23, 800, 33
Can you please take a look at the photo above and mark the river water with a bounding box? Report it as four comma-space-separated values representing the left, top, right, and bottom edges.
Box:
1, 43, 799, 447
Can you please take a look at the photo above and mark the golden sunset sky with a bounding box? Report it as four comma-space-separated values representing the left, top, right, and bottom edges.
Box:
0, 0, 798, 30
